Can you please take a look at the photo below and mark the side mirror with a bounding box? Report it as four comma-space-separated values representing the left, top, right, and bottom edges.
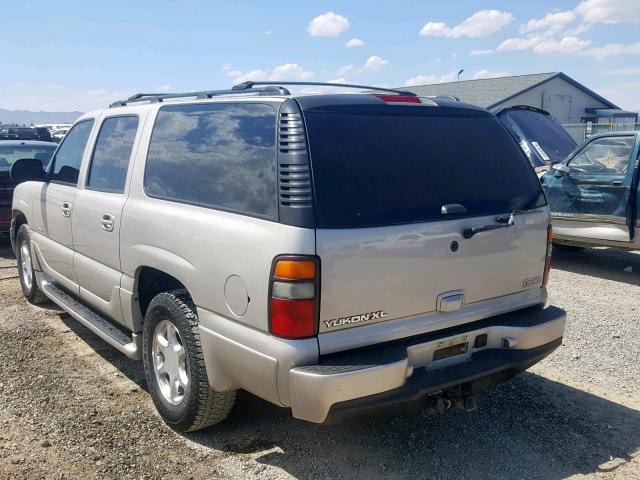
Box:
552, 163, 570, 176
10, 158, 45, 182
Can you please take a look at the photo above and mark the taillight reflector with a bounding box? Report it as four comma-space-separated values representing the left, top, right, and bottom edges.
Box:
274, 260, 316, 280
372, 94, 421, 104
543, 225, 553, 287
270, 298, 316, 338
270, 256, 319, 339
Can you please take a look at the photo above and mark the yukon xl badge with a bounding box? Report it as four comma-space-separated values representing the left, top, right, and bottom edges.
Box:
324, 310, 388, 329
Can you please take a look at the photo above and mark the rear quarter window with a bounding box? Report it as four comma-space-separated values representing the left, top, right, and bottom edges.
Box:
144, 102, 278, 219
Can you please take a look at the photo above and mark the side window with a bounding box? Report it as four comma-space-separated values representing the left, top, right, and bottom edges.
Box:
87, 116, 139, 193
144, 103, 277, 218
569, 136, 635, 176
50, 120, 94, 185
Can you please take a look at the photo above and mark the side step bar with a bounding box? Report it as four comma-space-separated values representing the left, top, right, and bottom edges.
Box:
41, 281, 141, 360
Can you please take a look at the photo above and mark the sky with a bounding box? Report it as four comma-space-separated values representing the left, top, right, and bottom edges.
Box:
1, 0, 639, 113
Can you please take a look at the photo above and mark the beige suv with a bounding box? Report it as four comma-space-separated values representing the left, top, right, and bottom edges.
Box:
10, 81, 566, 432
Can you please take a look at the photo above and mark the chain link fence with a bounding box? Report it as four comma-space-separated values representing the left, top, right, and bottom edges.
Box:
562, 122, 640, 143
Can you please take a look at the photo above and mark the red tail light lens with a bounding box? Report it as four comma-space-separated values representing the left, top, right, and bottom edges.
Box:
269, 256, 319, 339
372, 94, 421, 104
543, 225, 553, 287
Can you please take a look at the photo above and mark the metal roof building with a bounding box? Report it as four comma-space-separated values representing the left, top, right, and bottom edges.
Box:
402, 72, 635, 128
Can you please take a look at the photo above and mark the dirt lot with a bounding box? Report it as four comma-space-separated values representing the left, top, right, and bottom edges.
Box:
1, 238, 639, 480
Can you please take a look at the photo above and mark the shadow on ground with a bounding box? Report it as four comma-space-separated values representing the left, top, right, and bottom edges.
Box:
60, 308, 640, 480
552, 246, 640, 285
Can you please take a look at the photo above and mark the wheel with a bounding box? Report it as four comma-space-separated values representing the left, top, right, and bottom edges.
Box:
142, 290, 236, 432
15, 224, 47, 304
553, 243, 586, 253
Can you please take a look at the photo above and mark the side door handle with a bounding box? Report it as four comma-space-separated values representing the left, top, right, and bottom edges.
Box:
611, 180, 623, 187
61, 202, 72, 217
101, 213, 115, 232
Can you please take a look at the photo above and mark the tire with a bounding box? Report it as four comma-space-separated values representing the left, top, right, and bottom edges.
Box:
553, 243, 586, 253
15, 224, 47, 304
142, 290, 236, 432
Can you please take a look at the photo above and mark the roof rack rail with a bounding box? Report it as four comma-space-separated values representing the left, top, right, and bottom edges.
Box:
424, 95, 460, 101
108, 85, 291, 108
232, 81, 417, 97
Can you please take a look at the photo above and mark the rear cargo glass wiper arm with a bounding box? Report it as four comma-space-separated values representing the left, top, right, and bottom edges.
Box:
463, 209, 529, 239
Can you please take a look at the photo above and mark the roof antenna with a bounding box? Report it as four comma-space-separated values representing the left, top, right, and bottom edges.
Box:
457, 69, 464, 81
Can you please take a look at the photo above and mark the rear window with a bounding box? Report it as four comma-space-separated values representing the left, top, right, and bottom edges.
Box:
304, 108, 545, 228
144, 103, 278, 219
497, 109, 577, 166
0, 146, 56, 168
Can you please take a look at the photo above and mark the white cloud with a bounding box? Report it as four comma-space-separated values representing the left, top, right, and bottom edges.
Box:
337, 64, 355, 76
603, 67, 640, 75
265, 30, 273, 35
419, 21, 450, 37
519, 10, 576, 34
225, 63, 313, 85
497, 35, 591, 54
154, 84, 172, 93
404, 72, 458, 86
470, 49, 494, 56
535, 36, 592, 54
0, 84, 136, 111
345, 38, 365, 48
472, 69, 510, 79
307, 12, 350, 37
363, 55, 389, 71
419, 10, 513, 38
583, 41, 640, 58
575, 0, 640, 24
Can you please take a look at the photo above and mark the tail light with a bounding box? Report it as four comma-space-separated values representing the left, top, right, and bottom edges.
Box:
372, 94, 421, 104
542, 225, 553, 287
269, 256, 319, 339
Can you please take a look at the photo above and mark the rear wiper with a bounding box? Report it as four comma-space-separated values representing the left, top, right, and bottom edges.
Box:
463, 205, 540, 239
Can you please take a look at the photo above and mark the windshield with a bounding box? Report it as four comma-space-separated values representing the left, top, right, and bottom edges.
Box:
0, 145, 56, 168
304, 108, 545, 228
497, 109, 577, 167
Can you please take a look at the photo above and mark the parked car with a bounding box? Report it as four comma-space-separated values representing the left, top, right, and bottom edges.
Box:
493, 106, 578, 175
51, 128, 69, 142
0, 140, 57, 236
542, 132, 640, 251
10, 82, 566, 431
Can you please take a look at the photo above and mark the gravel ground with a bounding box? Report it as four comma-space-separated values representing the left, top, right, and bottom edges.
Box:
0, 238, 639, 480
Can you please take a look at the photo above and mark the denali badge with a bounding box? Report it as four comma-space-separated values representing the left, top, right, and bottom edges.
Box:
323, 310, 388, 329
522, 276, 543, 289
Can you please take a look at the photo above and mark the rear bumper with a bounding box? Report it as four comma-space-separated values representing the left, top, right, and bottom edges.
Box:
0, 206, 11, 235
288, 305, 565, 423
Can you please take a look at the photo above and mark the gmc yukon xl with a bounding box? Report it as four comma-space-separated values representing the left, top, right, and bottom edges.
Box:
10, 82, 566, 432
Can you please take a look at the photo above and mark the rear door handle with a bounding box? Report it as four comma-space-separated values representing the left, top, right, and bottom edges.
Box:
101, 213, 114, 232
611, 180, 623, 187
61, 202, 72, 217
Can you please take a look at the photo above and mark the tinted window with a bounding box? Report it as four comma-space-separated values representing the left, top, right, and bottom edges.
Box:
144, 103, 277, 218
50, 120, 94, 184
0, 146, 56, 168
568, 136, 635, 175
305, 109, 545, 228
87, 116, 139, 193
497, 109, 577, 166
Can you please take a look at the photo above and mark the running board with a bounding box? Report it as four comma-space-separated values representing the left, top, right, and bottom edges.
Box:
41, 281, 141, 360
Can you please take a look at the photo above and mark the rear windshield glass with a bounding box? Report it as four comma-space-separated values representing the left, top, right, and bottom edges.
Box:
304, 108, 545, 228
0, 146, 56, 168
497, 109, 577, 166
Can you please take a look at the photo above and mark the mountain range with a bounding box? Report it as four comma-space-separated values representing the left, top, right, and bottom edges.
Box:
0, 108, 83, 125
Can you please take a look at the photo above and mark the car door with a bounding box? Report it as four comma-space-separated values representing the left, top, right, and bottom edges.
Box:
543, 135, 636, 243
72, 114, 141, 325
35, 119, 95, 294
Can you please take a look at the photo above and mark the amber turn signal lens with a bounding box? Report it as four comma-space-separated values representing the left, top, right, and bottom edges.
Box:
274, 260, 316, 280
